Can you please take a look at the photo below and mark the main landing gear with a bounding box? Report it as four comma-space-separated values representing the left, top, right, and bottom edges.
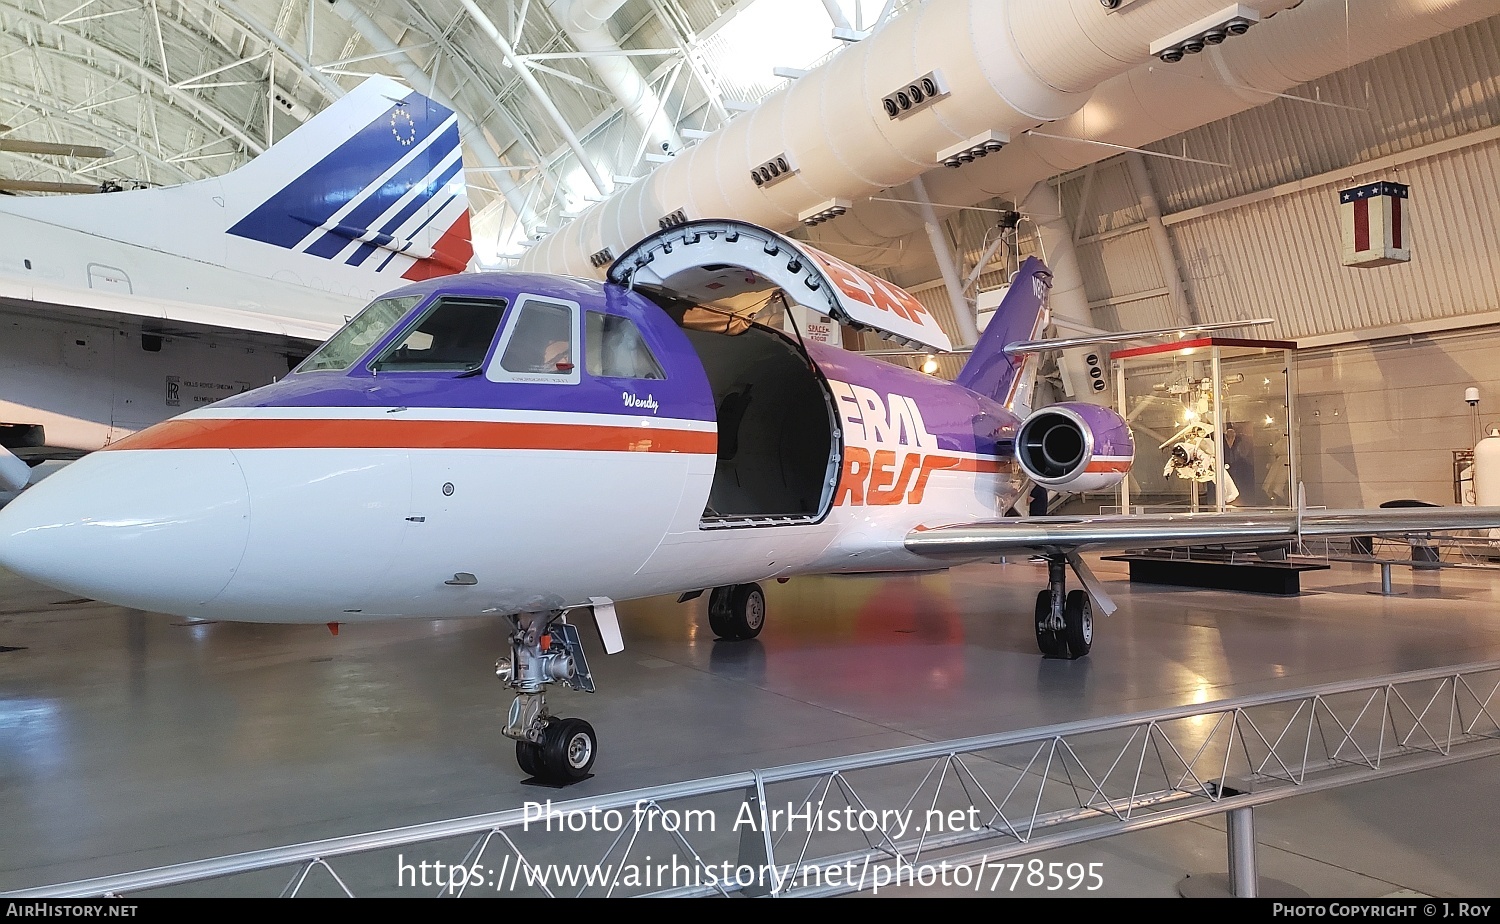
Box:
708, 582, 765, 640
496, 611, 597, 784
1034, 555, 1092, 659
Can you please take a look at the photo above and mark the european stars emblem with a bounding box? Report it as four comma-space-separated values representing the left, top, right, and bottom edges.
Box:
390, 107, 416, 146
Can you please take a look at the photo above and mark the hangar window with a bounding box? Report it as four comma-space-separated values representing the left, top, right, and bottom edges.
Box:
371, 297, 508, 372
586, 312, 665, 380
296, 295, 422, 372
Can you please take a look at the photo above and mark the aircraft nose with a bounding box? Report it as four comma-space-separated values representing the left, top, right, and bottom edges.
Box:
0, 449, 251, 614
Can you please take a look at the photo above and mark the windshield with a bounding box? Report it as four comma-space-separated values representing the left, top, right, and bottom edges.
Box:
296, 295, 424, 373
371, 298, 507, 372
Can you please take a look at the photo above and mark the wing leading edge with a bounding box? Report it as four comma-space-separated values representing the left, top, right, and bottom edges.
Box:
904, 507, 1500, 560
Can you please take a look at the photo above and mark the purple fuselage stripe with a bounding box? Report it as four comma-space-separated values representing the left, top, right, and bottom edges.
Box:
215, 275, 716, 421
215, 272, 1022, 462
803, 342, 1019, 458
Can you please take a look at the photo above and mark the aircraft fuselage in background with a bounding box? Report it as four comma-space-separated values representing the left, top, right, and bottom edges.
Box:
0, 300, 337, 459
0, 74, 469, 461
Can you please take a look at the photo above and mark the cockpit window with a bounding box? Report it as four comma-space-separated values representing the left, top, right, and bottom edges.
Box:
498, 300, 573, 373
296, 295, 422, 372
485, 294, 582, 385
586, 312, 666, 380
371, 297, 507, 372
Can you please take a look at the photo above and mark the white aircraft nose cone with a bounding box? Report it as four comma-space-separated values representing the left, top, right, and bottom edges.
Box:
0, 449, 251, 614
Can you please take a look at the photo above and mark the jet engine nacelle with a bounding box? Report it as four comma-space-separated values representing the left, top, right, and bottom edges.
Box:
1015, 403, 1134, 494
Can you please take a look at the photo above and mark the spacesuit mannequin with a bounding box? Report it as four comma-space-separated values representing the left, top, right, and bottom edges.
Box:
1163, 432, 1240, 505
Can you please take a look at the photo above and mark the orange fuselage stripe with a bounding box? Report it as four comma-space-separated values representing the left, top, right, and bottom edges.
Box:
106, 417, 718, 454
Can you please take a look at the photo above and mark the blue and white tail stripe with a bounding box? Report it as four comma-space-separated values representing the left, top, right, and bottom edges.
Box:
227, 85, 469, 277
341, 145, 465, 268
372, 186, 463, 272
299, 118, 460, 259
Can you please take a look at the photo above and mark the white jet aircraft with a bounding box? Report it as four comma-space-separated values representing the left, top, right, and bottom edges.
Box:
2, 219, 1496, 785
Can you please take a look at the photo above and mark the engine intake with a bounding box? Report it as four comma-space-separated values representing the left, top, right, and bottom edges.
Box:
1015, 403, 1134, 494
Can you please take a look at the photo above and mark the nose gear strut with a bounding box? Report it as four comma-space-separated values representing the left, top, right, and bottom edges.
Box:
497, 611, 597, 783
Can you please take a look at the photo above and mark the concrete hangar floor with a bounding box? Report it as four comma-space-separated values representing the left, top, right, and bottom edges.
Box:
1, 555, 1499, 898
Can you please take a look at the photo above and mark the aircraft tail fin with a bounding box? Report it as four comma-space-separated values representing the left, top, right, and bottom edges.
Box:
222, 75, 472, 281
954, 257, 1051, 414
0, 76, 471, 286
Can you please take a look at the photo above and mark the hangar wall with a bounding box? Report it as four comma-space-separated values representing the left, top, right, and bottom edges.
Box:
1169, 138, 1500, 341
1058, 16, 1500, 508
869, 15, 1500, 508
1055, 14, 1500, 340
1298, 328, 1500, 509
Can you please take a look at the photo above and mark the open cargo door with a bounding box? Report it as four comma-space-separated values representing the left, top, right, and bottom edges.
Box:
605, 219, 952, 352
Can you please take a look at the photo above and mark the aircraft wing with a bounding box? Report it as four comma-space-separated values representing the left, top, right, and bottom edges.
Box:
904, 506, 1500, 560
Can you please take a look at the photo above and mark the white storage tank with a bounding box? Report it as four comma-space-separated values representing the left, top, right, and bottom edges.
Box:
1474, 427, 1500, 507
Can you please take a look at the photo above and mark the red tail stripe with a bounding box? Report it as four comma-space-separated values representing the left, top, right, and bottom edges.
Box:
402, 211, 473, 281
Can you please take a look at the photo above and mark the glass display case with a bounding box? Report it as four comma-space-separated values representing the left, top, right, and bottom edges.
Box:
1111, 338, 1298, 514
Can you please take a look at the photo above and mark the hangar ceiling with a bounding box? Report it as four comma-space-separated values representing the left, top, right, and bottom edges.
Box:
0, 0, 894, 258
1, 0, 1498, 357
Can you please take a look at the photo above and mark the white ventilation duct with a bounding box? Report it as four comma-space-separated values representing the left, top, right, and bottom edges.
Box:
520, 0, 1304, 277
557, 0, 631, 34
808, 0, 1500, 272
540, 0, 683, 156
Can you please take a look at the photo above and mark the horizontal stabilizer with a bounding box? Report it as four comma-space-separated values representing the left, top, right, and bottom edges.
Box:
1004, 319, 1276, 355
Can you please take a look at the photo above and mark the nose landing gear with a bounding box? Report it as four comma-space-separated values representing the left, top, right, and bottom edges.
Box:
498, 612, 597, 784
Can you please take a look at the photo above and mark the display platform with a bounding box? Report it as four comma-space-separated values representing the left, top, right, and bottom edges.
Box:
1102, 550, 1330, 595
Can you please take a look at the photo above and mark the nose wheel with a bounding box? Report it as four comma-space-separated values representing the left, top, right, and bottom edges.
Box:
498, 612, 597, 784
545, 718, 597, 779
517, 717, 596, 783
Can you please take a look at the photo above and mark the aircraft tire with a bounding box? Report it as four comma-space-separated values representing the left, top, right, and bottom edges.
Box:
1063, 590, 1093, 659
541, 718, 596, 782
708, 586, 733, 639
516, 740, 542, 778
708, 584, 764, 640
726, 583, 765, 640
1035, 590, 1065, 657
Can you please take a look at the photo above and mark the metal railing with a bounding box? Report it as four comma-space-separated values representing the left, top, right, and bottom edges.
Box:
7, 661, 1499, 898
